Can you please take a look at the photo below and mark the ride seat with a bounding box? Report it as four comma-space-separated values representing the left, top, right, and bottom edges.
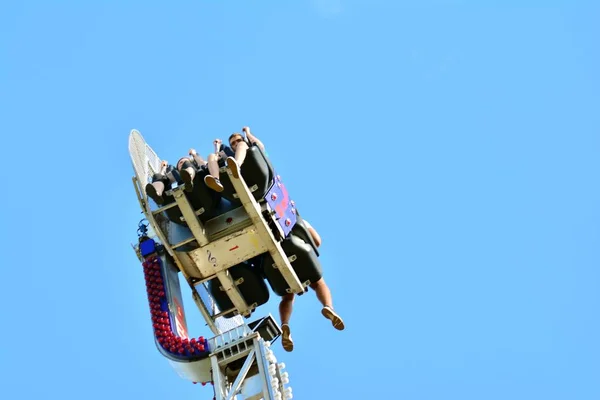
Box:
186, 166, 223, 222
290, 214, 320, 257
158, 193, 186, 226
156, 166, 224, 227
261, 233, 323, 297
207, 263, 270, 318
218, 145, 274, 205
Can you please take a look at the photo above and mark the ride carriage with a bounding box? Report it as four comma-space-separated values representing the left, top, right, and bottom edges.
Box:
129, 129, 316, 399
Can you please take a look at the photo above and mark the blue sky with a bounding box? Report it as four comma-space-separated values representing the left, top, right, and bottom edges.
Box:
1, 1, 599, 399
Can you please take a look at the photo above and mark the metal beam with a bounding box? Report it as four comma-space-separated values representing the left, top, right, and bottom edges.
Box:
171, 186, 252, 317
226, 350, 256, 400
132, 176, 220, 335
210, 353, 226, 400
254, 337, 278, 400
225, 161, 304, 294
171, 187, 210, 246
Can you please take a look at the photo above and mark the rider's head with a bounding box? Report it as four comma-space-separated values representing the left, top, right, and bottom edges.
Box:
229, 133, 244, 151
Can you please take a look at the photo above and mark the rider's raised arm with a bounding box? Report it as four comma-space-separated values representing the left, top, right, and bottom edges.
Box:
189, 148, 207, 166
242, 126, 265, 152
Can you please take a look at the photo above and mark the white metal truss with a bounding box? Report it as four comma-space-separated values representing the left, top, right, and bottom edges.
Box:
208, 323, 293, 400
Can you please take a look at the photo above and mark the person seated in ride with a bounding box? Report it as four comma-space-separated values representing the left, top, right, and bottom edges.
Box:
145, 160, 181, 205
278, 219, 345, 352
202, 138, 236, 192
204, 126, 265, 192
177, 148, 209, 192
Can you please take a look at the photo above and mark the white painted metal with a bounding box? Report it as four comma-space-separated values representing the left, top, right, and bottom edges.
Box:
129, 129, 162, 204
224, 159, 305, 294
166, 357, 213, 383
225, 349, 256, 400
128, 129, 244, 334
129, 128, 306, 326
170, 185, 256, 317
207, 323, 292, 400
128, 129, 297, 399
187, 225, 268, 277
172, 187, 210, 246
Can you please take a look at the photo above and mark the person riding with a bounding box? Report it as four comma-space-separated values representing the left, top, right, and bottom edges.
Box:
203, 138, 235, 192
278, 219, 345, 352
174, 147, 210, 192
145, 160, 181, 205
204, 126, 265, 191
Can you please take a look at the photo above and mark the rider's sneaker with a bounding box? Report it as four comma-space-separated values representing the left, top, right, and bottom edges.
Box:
145, 182, 164, 205
321, 306, 345, 331
281, 324, 294, 352
180, 167, 195, 192
226, 156, 241, 179
204, 175, 224, 192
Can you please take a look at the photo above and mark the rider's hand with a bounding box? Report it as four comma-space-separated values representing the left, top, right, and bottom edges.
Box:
213, 138, 222, 154
189, 148, 196, 156
242, 126, 250, 135
161, 160, 168, 167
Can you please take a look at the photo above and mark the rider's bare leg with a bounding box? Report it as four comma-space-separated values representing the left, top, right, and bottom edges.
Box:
206, 153, 220, 178
310, 278, 345, 330
177, 158, 196, 192
280, 293, 295, 326
145, 161, 169, 205
279, 293, 295, 352
191, 154, 206, 167
204, 153, 224, 192
146, 180, 165, 205
234, 140, 249, 166
226, 141, 250, 179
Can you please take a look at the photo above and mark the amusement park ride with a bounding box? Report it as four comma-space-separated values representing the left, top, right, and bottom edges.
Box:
128, 129, 324, 399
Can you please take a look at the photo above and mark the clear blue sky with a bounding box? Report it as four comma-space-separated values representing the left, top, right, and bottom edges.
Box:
1, 1, 598, 399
